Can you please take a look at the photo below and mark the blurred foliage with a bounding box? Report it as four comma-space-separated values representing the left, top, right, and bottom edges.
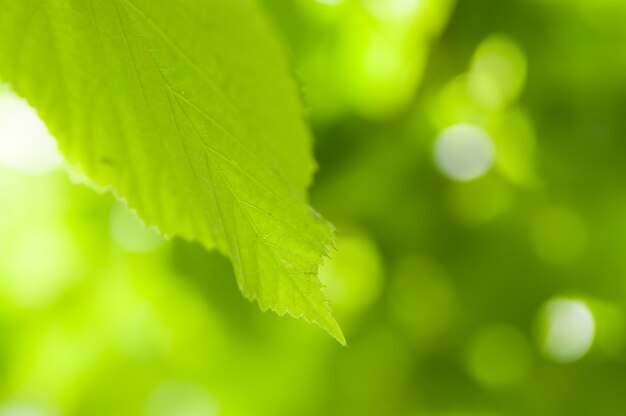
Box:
2, 0, 626, 414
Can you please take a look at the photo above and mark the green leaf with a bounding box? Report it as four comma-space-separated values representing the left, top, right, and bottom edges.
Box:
0, 0, 344, 343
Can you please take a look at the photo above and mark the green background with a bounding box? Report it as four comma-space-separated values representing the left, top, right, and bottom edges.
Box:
1, 0, 626, 414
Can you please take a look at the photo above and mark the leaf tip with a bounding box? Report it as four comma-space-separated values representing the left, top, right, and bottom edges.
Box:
326, 318, 347, 347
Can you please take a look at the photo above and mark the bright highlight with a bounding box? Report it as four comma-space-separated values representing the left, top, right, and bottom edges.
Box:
0, 93, 62, 175
434, 124, 495, 181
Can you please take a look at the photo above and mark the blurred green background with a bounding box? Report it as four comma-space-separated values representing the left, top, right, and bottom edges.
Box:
2, 0, 626, 414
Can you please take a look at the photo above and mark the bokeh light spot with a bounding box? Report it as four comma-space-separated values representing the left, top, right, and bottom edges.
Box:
0, 403, 57, 416
388, 256, 456, 344
109, 202, 164, 253
363, 0, 423, 21
319, 231, 383, 316
145, 381, 219, 416
490, 109, 538, 186
434, 124, 495, 181
2, 225, 80, 308
585, 299, 626, 359
468, 35, 527, 110
467, 324, 532, 388
539, 297, 595, 363
311, 0, 344, 5
447, 177, 512, 225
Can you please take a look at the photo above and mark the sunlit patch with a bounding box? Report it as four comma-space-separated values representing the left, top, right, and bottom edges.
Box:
467, 324, 531, 388
2, 224, 80, 309
0, 403, 57, 416
145, 381, 219, 416
388, 256, 456, 344
434, 124, 495, 181
531, 206, 586, 265
538, 297, 595, 363
0, 92, 62, 175
319, 231, 383, 316
109, 202, 164, 253
468, 35, 527, 110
